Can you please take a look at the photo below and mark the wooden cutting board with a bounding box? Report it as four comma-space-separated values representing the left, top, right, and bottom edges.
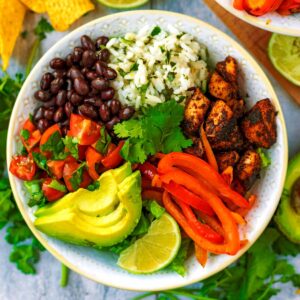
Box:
204, 0, 300, 105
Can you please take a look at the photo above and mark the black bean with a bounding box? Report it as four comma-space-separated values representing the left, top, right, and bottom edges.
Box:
61, 126, 68, 136
56, 90, 67, 106
106, 117, 120, 131
44, 107, 55, 120
68, 66, 84, 80
82, 50, 96, 68
91, 77, 109, 91
37, 119, 50, 133
64, 102, 74, 117
53, 107, 64, 123
53, 70, 67, 79
50, 78, 65, 94
101, 88, 115, 100
119, 106, 135, 120
81, 67, 89, 76
95, 36, 109, 49
42, 97, 56, 108
60, 119, 70, 127
98, 49, 110, 62
81, 35, 96, 51
109, 99, 121, 115
65, 79, 73, 90
88, 88, 100, 96
78, 104, 98, 119
70, 93, 83, 105
95, 61, 108, 76
33, 107, 45, 121
99, 103, 110, 122
74, 77, 89, 96
84, 97, 102, 107
40, 73, 54, 90
50, 58, 66, 70
86, 71, 98, 81
66, 54, 74, 67
73, 47, 84, 63
34, 90, 51, 102
104, 67, 117, 80
67, 90, 73, 100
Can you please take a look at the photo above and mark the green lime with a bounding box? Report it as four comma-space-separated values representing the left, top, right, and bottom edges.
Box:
96, 0, 149, 9
268, 33, 300, 86
117, 213, 181, 274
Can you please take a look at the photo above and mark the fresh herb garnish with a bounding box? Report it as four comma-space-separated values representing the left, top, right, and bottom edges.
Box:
130, 62, 139, 72
257, 148, 271, 168
32, 152, 50, 174
40, 131, 65, 159
151, 26, 161, 37
114, 100, 192, 163
69, 163, 86, 190
87, 181, 100, 191
20, 129, 30, 140
167, 72, 175, 82
48, 180, 67, 193
24, 180, 46, 208
118, 68, 127, 77
62, 136, 79, 160
95, 127, 111, 155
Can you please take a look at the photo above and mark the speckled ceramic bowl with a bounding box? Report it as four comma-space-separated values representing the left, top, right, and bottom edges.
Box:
216, 0, 300, 36
7, 10, 288, 291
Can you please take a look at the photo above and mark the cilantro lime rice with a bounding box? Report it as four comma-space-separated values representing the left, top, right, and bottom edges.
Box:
107, 25, 209, 108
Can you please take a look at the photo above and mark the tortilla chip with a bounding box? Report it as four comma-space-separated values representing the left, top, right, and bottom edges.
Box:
45, 0, 95, 32
0, 0, 27, 70
20, 0, 46, 13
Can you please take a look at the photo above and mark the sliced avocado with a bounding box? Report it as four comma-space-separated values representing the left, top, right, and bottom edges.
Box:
111, 162, 132, 183
34, 167, 142, 247
275, 153, 300, 244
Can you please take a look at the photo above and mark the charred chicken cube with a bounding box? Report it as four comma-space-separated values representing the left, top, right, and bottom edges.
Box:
183, 88, 210, 136
205, 100, 243, 151
236, 150, 262, 189
216, 151, 240, 172
208, 71, 238, 101
226, 98, 246, 119
241, 98, 277, 149
184, 137, 204, 158
216, 56, 238, 83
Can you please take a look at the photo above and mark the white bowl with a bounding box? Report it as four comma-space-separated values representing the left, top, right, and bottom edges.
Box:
216, 0, 300, 36
7, 10, 288, 291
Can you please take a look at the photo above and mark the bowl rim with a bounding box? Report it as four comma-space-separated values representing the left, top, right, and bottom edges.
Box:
7, 9, 288, 291
215, 0, 300, 37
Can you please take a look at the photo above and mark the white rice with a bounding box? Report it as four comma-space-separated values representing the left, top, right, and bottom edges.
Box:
106, 25, 209, 109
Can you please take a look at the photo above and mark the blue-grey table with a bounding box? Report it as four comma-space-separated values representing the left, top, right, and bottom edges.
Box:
1, 1, 300, 299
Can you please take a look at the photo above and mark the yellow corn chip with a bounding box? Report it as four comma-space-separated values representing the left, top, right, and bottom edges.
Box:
0, 0, 27, 70
20, 0, 46, 13
45, 0, 95, 32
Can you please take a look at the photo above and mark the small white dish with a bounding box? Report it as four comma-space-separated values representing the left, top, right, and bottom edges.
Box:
7, 10, 288, 291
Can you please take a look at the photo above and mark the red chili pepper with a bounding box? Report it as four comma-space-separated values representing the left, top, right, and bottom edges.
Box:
163, 181, 214, 216
158, 152, 249, 208
101, 141, 124, 169
138, 162, 157, 180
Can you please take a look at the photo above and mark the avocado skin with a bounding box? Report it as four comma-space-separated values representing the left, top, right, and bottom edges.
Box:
34, 164, 142, 247
275, 153, 300, 244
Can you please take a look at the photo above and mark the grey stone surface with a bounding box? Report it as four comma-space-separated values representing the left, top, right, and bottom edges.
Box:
1, 0, 300, 299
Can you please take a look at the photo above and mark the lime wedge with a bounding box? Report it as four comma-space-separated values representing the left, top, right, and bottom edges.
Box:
117, 213, 181, 274
96, 0, 149, 9
268, 33, 300, 86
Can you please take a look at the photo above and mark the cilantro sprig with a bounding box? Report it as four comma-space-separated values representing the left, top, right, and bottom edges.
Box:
114, 100, 192, 163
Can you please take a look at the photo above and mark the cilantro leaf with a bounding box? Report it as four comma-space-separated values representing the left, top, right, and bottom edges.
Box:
34, 17, 54, 41
151, 26, 161, 36
24, 180, 46, 208
94, 127, 112, 155
257, 148, 271, 168
32, 152, 50, 174
47, 180, 67, 193
114, 119, 143, 139
20, 129, 30, 140
5, 221, 33, 244
63, 136, 79, 160
70, 163, 86, 190
40, 131, 65, 159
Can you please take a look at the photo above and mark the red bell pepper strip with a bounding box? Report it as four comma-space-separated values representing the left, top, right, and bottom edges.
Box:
163, 191, 240, 255
138, 162, 157, 180
163, 181, 214, 216
244, 0, 283, 16
197, 211, 225, 237
86, 146, 104, 180
101, 141, 124, 169
176, 199, 224, 243
142, 189, 163, 203
158, 152, 249, 208
195, 244, 208, 268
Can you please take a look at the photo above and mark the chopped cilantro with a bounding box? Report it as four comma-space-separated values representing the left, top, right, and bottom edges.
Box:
150, 26, 161, 36
47, 180, 67, 193
32, 152, 49, 174
130, 62, 139, 72
167, 72, 175, 82
24, 180, 46, 208
63, 136, 79, 160
118, 68, 127, 77
95, 127, 111, 155
257, 148, 271, 168
69, 163, 86, 190
114, 100, 192, 163
87, 181, 100, 191
20, 129, 30, 140
40, 131, 65, 159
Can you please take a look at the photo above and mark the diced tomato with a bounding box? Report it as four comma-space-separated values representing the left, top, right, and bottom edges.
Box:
81, 170, 93, 189
69, 114, 100, 146
21, 129, 41, 153
78, 145, 88, 161
23, 118, 36, 132
138, 162, 157, 181
40, 124, 61, 157
86, 147, 104, 180
42, 178, 67, 202
107, 143, 117, 154
9, 154, 36, 181
47, 160, 65, 179
101, 141, 124, 169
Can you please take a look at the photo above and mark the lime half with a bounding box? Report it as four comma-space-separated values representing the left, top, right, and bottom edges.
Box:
96, 0, 149, 9
117, 213, 181, 274
268, 33, 300, 86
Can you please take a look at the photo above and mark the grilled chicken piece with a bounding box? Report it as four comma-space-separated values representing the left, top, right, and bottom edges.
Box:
216, 56, 238, 84
241, 99, 277, 149
208, 71, 238, 101
184, 137, 204, 158
226, 98, 246, 119
205, 100, 243, 151
236, 150, 262, 189
216, 151, 240, 172
183, 88, 210, 136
